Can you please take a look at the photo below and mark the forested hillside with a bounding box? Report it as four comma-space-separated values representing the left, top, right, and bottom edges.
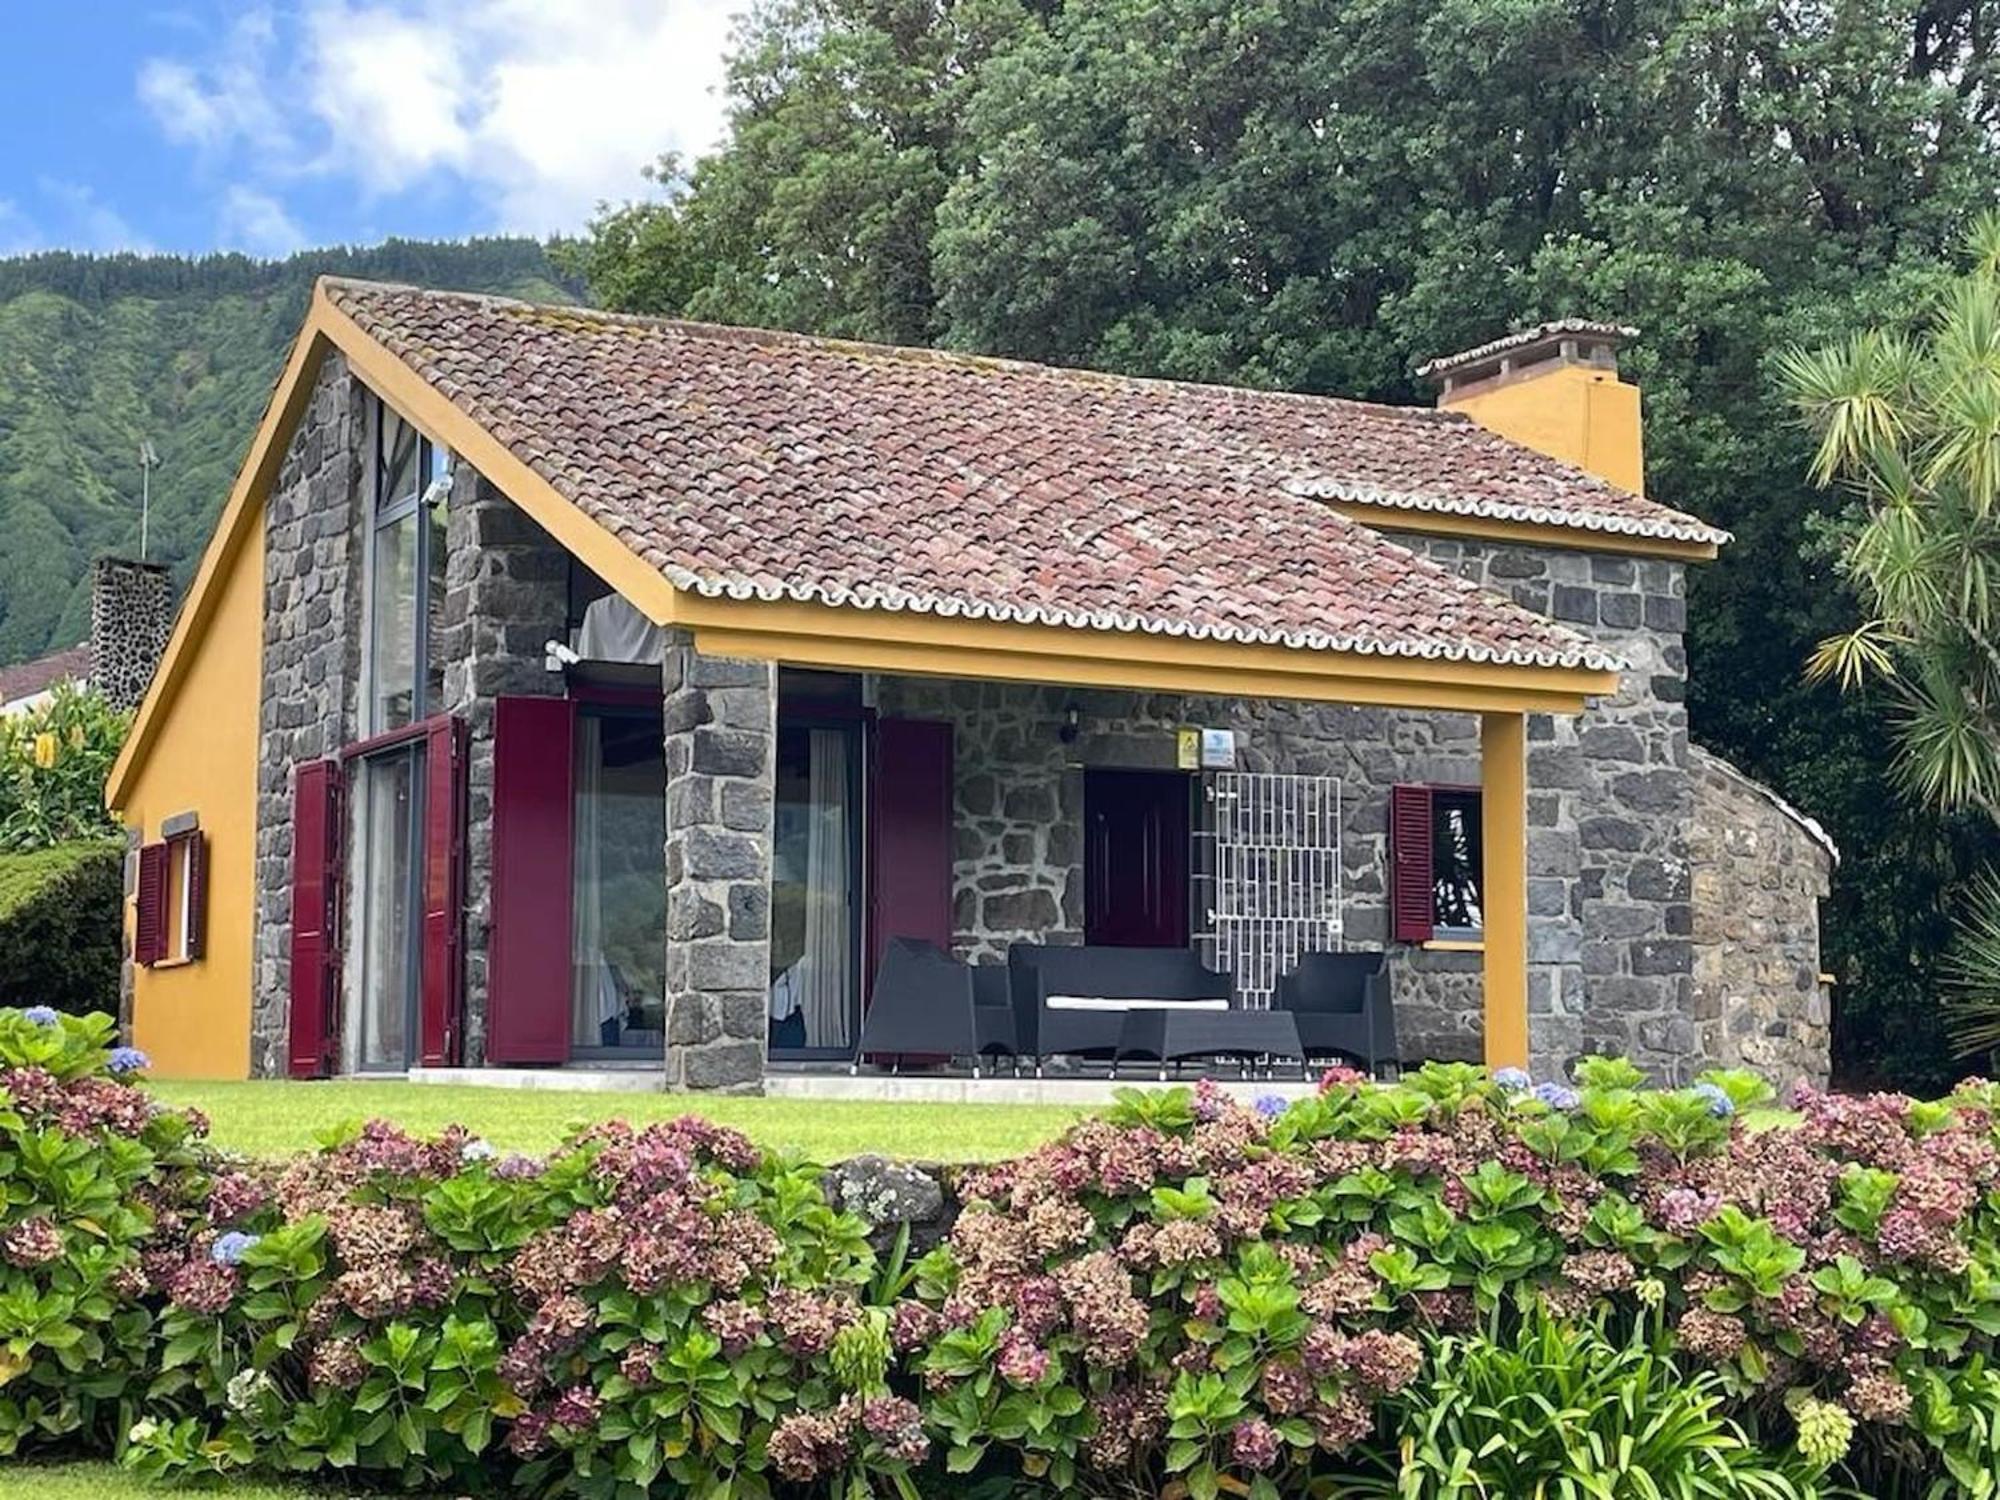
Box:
0, 238, 573, 666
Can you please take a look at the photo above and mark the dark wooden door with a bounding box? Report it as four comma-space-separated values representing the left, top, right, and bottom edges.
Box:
1084, 769, 1191, 947
869, 718, 955, 984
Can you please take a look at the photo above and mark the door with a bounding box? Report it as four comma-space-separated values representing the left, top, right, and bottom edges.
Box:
1084, 769, 1191, 947
769, 718, 865, 1058
352, 742, 425, 1071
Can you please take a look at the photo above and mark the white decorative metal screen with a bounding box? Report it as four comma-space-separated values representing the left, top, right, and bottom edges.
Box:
1207, 773, 1343, 1008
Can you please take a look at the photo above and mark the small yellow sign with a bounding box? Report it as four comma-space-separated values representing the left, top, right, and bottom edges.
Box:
1176, 728, 1201, 771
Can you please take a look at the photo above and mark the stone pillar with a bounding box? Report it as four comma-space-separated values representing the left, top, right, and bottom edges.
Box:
662, 639, 775, 1092
439, 473, 570, 1065
252, 352, 367, 1077
88, 556, 173, 712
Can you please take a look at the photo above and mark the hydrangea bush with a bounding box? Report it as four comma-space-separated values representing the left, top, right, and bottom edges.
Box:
10, 1007, 2000, 1494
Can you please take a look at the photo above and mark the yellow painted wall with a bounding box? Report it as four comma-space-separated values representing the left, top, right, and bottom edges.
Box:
120, 509, 264, 1079
1446, 363, 1645, 495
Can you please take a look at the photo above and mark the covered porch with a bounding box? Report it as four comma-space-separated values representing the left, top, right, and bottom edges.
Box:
636, 591, 1610, 1089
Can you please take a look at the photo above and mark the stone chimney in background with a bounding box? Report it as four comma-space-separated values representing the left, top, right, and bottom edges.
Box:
89, 556, 173, 712
1417, 320, 1644, 494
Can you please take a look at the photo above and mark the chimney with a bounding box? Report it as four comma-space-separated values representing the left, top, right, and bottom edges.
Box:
1417, 320, 1644, 494
89, 556, 173, 712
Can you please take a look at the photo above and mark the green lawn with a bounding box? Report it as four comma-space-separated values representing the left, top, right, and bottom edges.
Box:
0, 1464, 313, 1499
148, 1078, 1087, 1161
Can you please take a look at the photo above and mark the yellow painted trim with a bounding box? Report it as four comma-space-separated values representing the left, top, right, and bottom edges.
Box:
1322, 500, 1720, 563
673, 595, 1621, 716
1422, 938, 1485, 953
1480, 711, 1529, 1072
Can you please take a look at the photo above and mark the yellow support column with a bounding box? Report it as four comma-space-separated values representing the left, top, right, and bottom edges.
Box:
1480, 711, 1530, 1072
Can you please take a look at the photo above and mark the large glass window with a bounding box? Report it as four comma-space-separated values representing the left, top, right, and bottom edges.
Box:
353, 744, 424, 1072
571, 708, 668, 1052
1431, 788, 1485, 935
367, 400, 451, 734
769, 722, 860, 1055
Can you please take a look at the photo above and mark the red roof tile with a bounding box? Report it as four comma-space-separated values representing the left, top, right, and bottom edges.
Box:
0, 643, 88, 706
324, 280, 1686, 672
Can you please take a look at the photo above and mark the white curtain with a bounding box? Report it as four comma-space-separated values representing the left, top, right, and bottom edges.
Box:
800, 728, 851, 1048
571, 715, 614, 1045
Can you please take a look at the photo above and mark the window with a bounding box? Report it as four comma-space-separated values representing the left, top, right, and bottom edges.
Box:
1389, 784, 1483, 944
135, 827, 205, 966
366, 398, 451, 734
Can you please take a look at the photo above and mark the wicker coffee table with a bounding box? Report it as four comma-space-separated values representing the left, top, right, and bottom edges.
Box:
1114, 1007, 1306, 1080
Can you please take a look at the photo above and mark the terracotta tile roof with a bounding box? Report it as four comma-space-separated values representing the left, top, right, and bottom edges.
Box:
0, 643, 89, 706
323, 279, 1681, 672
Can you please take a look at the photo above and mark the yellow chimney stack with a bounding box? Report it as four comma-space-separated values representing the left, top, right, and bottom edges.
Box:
1417, 321, 1644, 495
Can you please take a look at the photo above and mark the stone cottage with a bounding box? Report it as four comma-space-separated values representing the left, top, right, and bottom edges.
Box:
106, 282, 1833, 1092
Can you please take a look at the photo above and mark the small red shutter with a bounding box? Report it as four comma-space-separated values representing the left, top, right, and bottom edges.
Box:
288, 759, 344, 1078
184, 833, 208, 961
869, 719, 955, 986
1390, 784, 1436, 945
134, 842, 167, 966
488, 696, 575, 1064
419, 716, 467, 1066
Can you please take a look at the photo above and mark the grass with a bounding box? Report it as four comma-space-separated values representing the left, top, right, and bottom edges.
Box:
0, 1463, 313, 1499
147, 1078, 1088, 1161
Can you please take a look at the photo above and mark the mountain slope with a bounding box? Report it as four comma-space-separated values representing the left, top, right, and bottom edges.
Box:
0, 239, 575, 666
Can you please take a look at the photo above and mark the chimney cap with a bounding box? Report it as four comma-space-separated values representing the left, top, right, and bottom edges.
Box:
1416, 318, 1638, 384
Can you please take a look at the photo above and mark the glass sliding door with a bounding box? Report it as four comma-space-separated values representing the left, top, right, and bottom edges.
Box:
353, 744, 424, 1072
571, 707, 668, 1054
769, 722, 861, 1058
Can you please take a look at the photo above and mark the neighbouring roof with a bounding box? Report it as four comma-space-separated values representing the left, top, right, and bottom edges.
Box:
1414, 319, 1641, 379
0, 642, 89, 707
319, 280, 1693, 672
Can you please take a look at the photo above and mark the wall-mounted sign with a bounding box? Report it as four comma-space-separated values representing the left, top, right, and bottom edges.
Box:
1176, 728, 1201, 771
1200, 728, 1238, 769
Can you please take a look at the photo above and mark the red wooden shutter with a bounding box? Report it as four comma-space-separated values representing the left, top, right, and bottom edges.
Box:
288, 759, 344, 1078
184, 833, 208, 961
869, 719, 955, 985
134, 842, 167, 966
488, 696, 575, 1064
419, 716, 467, 1066
1390, 784, 1436, 945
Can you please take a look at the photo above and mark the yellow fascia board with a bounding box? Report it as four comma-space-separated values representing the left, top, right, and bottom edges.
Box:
1322, 500, 1720, 563
109, 282, 681, 807
671, 595, 1619, 716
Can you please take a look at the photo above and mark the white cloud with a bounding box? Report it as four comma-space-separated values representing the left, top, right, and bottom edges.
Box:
36, 180, 150, 252
0, 199, 37, 256
219, 186, 309, 257
136, 0, 739, 237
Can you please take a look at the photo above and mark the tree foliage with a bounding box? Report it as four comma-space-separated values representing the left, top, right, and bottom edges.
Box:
572, 0, 2000, 1089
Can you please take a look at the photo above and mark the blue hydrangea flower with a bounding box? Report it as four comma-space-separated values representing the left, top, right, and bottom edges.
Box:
1252, 1094, 1289, 1120
210, 1231, 260, 1266
1692, 1082, 1736, 1119
106, 1046, 151, 1075
20, 1006, 58, 1026
459, 1137, 497, 1163
1493, 1067, 1534, 1093
1532, 1082, 1581, 1111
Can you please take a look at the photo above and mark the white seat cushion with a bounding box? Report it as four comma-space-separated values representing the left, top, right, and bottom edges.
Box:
1044, 995, 1230, 1012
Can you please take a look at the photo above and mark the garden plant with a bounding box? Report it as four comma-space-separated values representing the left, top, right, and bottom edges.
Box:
6, 1011, 2000, 1496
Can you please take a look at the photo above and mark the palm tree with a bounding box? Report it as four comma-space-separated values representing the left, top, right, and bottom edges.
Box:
1780, 213, 2000, 1054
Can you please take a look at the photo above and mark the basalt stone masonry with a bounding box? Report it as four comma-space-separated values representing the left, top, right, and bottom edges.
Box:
252, 353, 368, 1077
439, 476, 568, 1065
662, 638, 776, 1092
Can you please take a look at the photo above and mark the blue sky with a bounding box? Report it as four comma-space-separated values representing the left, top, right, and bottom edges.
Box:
0, 1, 737, 258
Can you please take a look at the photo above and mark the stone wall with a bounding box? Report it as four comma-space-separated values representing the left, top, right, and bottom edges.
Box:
251, 353, 368, 1077
1688, 747, 1834, 1093
88, 556, 174, 713
438, 474, 569, 1065
662, 641, 776, 1091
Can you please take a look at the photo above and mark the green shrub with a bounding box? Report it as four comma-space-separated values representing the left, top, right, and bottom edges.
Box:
0, 842, 123, 1014
0, 684, 128, 852
13, 1022, 2000, 1495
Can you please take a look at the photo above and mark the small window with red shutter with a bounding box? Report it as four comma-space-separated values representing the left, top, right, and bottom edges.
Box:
1390, 784, 1484, 943
134, 822, 207, 967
